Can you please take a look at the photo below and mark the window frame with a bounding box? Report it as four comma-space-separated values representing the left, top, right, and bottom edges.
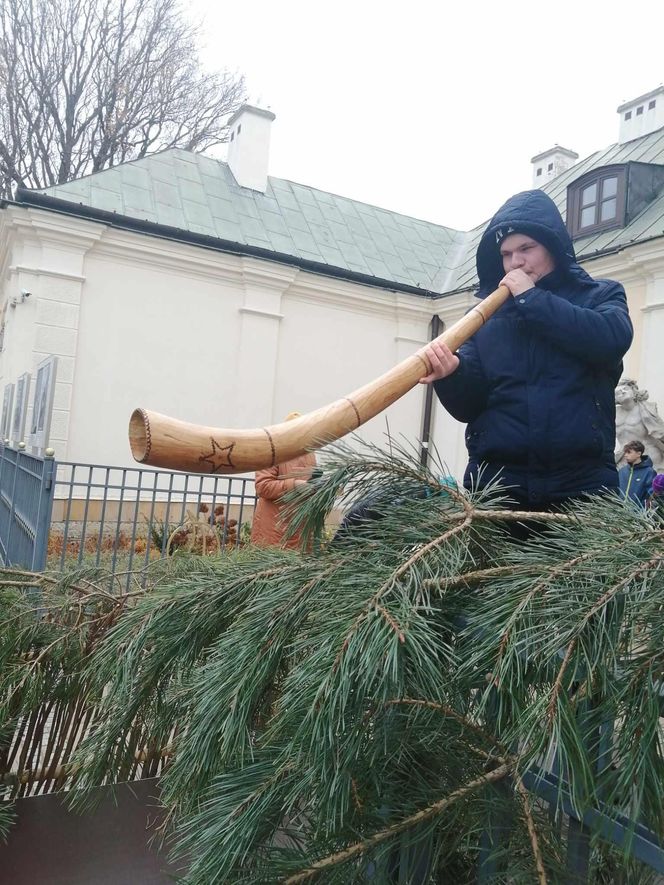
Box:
567, 165, 627, 238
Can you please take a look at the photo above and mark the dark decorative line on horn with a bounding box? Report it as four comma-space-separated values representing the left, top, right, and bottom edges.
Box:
473, 305, 489, 326
263, 428, 277, 466
140, 409, 151, 462
344, 398, 362, 428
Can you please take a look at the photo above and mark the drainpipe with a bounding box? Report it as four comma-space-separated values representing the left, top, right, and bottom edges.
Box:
419, 314, 442, 467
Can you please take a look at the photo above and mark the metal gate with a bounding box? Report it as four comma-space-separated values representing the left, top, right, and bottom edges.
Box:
0, 445, 55, 571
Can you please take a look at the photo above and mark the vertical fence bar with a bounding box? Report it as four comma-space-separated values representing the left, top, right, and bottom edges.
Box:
110, 468, 127, 579
95, 467, 111, 568
565, 817, 591, 883
161, 472, 175, 556
5, 448, 20, 564
124, 470, 143, 591
77, 465, 94, 565
142, 471, 160, 581
237, 478, 249, 547
177, 473, 190, 529
31, 452, 56, 572
0, 444, 8, 564
59, 464, 76, 570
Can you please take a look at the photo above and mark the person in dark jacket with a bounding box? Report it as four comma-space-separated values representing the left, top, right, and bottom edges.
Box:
420, 190, 633, 510
618, 440, 656, 506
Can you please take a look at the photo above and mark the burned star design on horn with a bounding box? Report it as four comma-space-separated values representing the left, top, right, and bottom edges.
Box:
198, 437, 235, 473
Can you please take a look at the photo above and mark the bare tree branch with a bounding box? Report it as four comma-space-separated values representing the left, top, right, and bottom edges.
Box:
0, 0, 246, 198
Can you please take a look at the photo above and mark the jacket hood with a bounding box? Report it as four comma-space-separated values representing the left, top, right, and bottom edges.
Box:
633, 455, 654, 471
476, 190, 593, 295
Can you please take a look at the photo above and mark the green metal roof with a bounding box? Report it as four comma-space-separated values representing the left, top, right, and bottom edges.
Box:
19, 124, 664, 297
26, 149, 466, 295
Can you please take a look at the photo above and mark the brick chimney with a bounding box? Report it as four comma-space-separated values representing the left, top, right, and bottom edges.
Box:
617, 86, 664, 144
531, 145, 579, 187
226, 104, 276, 193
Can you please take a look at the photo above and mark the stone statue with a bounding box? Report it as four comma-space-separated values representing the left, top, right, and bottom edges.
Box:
615, 378, 664, 472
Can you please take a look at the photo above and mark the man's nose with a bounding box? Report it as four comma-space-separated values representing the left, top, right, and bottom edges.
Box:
510, 253, 525, 269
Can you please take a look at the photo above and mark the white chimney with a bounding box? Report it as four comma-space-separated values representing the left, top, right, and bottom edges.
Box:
530, 145, 579, 187
226, 104, 276, 192
617, 86, 664, 144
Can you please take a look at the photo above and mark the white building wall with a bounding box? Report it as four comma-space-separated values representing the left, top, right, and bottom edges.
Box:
583, 247, 663, 403
0, 208, 100, 454
65, 243, 246, 466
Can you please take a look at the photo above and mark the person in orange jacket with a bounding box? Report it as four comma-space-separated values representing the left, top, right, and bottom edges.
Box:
250, 412, 317, 549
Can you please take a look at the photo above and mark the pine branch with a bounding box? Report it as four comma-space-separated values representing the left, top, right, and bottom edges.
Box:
425, 564, 524, 590
333, 516, 473, 671
492, 532, 655, 679
516, 778, 549, 885
547, 552, 664, 725
384, 698, 508, 754
284, 763, 513, 883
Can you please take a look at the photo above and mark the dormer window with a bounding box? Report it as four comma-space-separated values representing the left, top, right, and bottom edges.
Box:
567, 161, 664, 240
580, 176, 618, 226
567, 166, 626, 237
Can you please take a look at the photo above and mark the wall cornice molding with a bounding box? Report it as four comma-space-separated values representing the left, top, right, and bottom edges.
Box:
10, 206, 104, 251
587, 245, 664, 280
8, 264, 86, 283
240, 257, 299, 295
239, 307, 284, 320
92, 229, 247, 285
287, 272, 436, 322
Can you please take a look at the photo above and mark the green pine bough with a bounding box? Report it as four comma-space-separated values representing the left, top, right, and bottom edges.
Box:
1, 438, 663, 883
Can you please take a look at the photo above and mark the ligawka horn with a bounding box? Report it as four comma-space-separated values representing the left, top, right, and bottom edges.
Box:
129, 285, 510, 475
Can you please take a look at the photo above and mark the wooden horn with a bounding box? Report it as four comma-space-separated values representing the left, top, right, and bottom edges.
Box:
129, 285, 510, 475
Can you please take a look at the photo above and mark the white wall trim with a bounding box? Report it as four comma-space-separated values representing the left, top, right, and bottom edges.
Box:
9, 264, 86, 283
239, 307, 284, 320
394, 335, 427, 345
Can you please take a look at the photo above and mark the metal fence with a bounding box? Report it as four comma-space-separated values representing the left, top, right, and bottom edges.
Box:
0, 445, 55, 571
0, 445, 257, 588
50, 460, 257, 589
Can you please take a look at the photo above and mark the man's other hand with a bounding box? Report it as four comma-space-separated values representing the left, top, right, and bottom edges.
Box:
419, 341, 460, 384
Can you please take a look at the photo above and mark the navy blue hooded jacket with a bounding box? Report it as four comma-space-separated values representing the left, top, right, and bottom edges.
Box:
434, 190, 633, 507
618, 455, 656, 506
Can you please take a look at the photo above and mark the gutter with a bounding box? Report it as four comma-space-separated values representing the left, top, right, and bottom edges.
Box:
9, 189, 445, 301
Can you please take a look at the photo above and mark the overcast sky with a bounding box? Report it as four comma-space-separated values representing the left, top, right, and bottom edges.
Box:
190, 0, 664, 231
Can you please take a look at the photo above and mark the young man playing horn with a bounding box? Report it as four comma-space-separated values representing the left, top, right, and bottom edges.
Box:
421, 190, 633, 511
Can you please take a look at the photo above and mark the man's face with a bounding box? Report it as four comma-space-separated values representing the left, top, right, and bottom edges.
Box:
624, 448, 642, 465
499, 234, 556, 283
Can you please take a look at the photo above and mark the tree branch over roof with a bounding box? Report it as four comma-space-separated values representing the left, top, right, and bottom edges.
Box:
0, 0, 246, 198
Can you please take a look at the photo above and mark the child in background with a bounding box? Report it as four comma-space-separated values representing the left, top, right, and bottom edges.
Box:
618, 441, 656, 507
